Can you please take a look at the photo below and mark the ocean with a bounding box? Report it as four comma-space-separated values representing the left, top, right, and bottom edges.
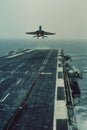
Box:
0, 39, 87, 130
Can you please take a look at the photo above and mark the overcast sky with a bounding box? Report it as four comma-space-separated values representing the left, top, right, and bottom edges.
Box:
0, 0, 87, 39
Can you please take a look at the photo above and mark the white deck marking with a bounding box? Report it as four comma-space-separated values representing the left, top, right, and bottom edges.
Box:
25, 71, 28, 74
56, 79, 64, 87
54, 100, 67, 119
57, 67, 63, 72
16, 79, 22, 85
11, 70, 16, 74
7, 52, 24, 58
53, 49, 68, 130
24, 49, 35, 53
7, 49, 35, 58
0, 78, 5, 83
1, 93, 10, 102
41, 72, 52, 75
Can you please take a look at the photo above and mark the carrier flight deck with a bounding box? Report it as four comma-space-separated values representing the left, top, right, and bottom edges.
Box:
0, 49, 82, 130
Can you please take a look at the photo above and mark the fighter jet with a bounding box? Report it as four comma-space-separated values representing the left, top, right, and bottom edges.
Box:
25, 26, 55, 39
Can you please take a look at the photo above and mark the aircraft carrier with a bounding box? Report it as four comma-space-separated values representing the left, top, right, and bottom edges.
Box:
0, 49, 82, 130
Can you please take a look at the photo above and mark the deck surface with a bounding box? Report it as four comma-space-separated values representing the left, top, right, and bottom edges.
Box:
0, 49, 68, 130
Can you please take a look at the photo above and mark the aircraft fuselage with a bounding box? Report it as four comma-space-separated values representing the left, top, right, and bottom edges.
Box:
25, 26, 55, 39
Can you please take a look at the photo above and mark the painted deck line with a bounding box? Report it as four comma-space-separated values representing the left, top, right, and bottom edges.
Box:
16, 79, 22, 85
40, 72, 52, 75
58, 56, 62, 59
57, 60, 62, 64
11, 70, 16, 74
25, 71, 28, 74
1, 93, 10, 102
56, 79, 65, 87
0, 78, 5, 83
7, 49, 35, 58
57, 67, 63, 72
53, 49, 68, 130
43, 60, 48, 65
7, 52, 24, 58
54, 100, 67, 119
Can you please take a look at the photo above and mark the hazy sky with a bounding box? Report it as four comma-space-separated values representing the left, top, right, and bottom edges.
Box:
0, 0, 87, 39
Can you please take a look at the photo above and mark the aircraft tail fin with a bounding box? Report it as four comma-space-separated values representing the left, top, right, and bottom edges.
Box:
39, 26, 42, 31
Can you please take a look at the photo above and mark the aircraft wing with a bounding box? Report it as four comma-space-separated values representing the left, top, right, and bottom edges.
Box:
44, 31, 55, 35
25, 31, 37, 35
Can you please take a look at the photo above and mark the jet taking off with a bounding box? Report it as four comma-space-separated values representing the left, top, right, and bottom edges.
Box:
25, 26, 55, 39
